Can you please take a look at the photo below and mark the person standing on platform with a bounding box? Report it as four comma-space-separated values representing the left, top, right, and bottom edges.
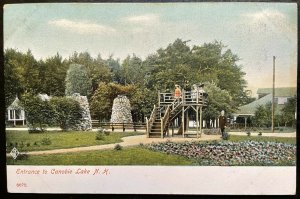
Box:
174, 84, 182, 99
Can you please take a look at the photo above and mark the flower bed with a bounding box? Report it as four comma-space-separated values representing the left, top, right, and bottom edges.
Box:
147, 140, 296, 166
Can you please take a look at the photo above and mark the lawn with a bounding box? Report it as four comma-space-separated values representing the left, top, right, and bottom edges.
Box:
229, 127, 296, 133
6, 130, 144, 152
6, 146, 193, 165
227, 135, 296, 145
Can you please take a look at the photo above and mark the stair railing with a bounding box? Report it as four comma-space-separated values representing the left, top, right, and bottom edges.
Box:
146, 104, 157, 137
160, 105, 171, 138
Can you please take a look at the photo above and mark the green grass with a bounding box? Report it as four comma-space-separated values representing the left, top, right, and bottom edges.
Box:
6, 147, 193, 165
229, 127, 295, 133
6, 130, 144, 152
227, 135, 296, 145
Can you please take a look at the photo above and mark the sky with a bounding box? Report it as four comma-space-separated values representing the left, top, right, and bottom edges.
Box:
4, 3, 297, 97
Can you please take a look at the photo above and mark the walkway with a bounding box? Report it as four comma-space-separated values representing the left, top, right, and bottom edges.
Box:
6, 128, 296, 156
9, 134, 222, 156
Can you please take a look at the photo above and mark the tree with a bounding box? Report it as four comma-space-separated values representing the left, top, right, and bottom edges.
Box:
280, 96, 297, 127
68, 52, 113, 92
50, 97, 82, 131
143, 39, 251, 109
39, 53, 69, 96
106, 55, 122, 83
21, 93, 56, 131
202, 82, 233, 127
65, 63, 92, 97
4, 49, 23, 107
252, 102, 272, 127
90, 82, 136, 121
121, 54, 145, 85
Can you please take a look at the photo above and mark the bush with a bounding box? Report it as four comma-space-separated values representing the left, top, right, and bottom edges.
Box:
104, 130, 110, 136
95, 132, 105, 140
28, 129, 43, 133
41, 137, 52, 145
222, 132, 230, 140
258, 132, 262, 136
246, 131, 251, 136
50, 97, 82, 131
114, 144, 122, 150
21, 92, 56, 131
26, 143, 31, 147
17, 153, 29, 160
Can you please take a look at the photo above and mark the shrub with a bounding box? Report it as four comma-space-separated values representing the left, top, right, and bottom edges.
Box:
246, 131, 251, 136
50, 97, 82, 131
41, 137, 52, 145
114, 144, 122, 150
28, 129, 43, 133
17, 153, 29, 160
104, 130, 110, 136
222, 132, 230, 140
95, 132, 105, 140
26, 143, 31, 147
258, 132, 262, 136
21, 92, 56, 131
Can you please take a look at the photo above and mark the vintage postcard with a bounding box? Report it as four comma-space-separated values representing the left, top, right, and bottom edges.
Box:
4, 2, 296, 194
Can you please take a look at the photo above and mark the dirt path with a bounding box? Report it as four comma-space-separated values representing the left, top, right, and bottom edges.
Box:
6, 131, 296, 157
9, 134, 221, 156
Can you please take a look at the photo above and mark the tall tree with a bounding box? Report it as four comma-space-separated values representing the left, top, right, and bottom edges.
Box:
39, 53, 69, 96
68, 51, 112, 92
65, 64, 92, 97
121, 54, 144, 85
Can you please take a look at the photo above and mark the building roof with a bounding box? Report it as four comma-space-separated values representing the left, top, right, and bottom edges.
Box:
7, 97, 23, 110
257, 87, 296, 97
234, 93, 284, 116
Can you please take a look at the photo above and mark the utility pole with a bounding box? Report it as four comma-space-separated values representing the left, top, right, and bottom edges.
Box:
272, 56, 275, 133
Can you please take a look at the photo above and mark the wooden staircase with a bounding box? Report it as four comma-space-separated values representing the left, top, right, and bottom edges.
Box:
146, 89, 208, 138
147, 99, 183, 138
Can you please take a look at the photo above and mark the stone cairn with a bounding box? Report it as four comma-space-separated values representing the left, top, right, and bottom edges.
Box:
110, 95, 133, 124
71, 93, 92, 131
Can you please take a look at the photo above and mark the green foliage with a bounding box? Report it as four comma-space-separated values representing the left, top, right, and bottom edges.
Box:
95, 132, 105, 140
280, 95, 296, 127
41, 137, 52, 145
50, 97, 82, 131
114, 144, 123, 150
65, 63, 92, 97
202, 82, 233, 123
21, 92, 56, 131
68, 52, 113, 93
90, 82, 136, 121
120, 54, 145, 85
143, 39, 250, 107
39, 53, 69, 96
252, 102, 272, 127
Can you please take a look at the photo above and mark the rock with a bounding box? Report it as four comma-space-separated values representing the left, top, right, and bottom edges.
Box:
110, 95, 133, 124
70, 93, 92, 131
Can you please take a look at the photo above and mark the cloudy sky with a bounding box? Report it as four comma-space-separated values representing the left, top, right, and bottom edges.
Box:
4, 3, 297, 96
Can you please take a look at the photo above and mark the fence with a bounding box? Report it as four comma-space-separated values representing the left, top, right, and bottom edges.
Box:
91, 120, 146, 132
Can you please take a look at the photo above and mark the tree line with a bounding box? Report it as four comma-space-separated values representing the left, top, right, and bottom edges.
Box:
5, 39, 258, 124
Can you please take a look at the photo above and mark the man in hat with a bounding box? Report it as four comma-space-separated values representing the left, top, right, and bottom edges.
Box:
219, 110, 227, 138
